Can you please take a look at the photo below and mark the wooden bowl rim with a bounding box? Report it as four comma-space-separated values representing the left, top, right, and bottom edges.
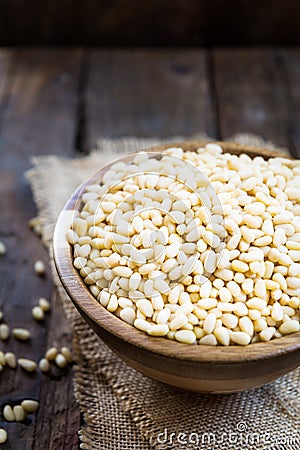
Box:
53, 140, 300, 364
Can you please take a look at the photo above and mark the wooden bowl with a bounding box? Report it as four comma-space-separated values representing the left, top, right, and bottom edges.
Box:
53, 140, 300, 393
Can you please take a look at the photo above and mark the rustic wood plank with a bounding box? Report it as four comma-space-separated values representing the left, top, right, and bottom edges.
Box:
33, 290, 78, 450
281, 49, 300, 158
85, 49, 217, 149
0, 48, 82, 449
0, 49, 16, 129
213, 48, 294, 152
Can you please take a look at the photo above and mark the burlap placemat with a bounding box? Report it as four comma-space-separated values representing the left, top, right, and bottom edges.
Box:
26, 135, 299, 450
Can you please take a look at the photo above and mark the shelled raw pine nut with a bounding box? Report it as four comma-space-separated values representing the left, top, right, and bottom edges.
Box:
45, 347, 58, 361
69, 144, 300, 346
21, 400, 39, 413
0, 241, 6, 256
0, 351, 5, 366
3, 405, 14, 422
0, 428, 7, 444
34, 260, 46, 275
28, 216, 42, 236
12, 328, 30, 341
0, 324, 10, 341
38, 297, 50, 312
17, 358, 37, 372
55, 353, 67, 368
61, 346, 73, 363
5, 352, 16, 369
39, 358, 50, 372
13, 405, 26, 422
32, 306, 45, 321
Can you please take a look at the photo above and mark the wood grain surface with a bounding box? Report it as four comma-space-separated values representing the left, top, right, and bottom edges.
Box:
0, 49, 82, 450
0, 47, 300, 447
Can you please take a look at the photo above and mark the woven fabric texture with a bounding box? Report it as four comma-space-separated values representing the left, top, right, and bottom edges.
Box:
26, 135, 299, 450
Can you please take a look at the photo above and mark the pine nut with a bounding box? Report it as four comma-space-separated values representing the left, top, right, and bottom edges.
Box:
147, 324, 169, 336
13, 405, 26, 422
3, 405, 14, 422
0, 324, 10, 341
55, 354, 67, 368
230, 331, 251, 346
199, 334, 217, 346
21, 400, 39, 413
239, 317, 254, 336
5, 352, 16, 369
45, 347, 58, 361
279, 320, 300, 335
39, 297, 51, 312
39, 358, 50, 372
175, 330, 196, 344
18, 358, 37, 372
120, 307, 136, 325
260, 327, 276, 342
134, 318, 151, 332
136, 299, 153, 318
214, 327, 230, 346
203, 313, 217, 334
0, 241, 7, 256
0, 351, 5, 366
169, 314, 188, 331
34, 260, 46, 275
12, 328, 30, 341
222, 314, 238, 329
0, 429, 7, 443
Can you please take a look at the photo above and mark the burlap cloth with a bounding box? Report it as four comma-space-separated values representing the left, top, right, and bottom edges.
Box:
26, 135, 300, 450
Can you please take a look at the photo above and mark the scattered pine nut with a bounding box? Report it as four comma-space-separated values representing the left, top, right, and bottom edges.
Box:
0, 428, 7, 444
45, 347, 58, 361
32, 306, 45, 322
55, 354, 67, 368
34, 260, 46, 275
28, 216, 42, 236
0, 324, 10, 341
39, 358, 50, 373
13, 405, 26, 422
38, 297, 50, 312
60, 347, 72, 363
3, 405, 14, 422
279, 320, 300, 335
0, 241, 6, 256
21, 400, 39, 413
17, 358, 37, 372
5, 352, 16, 369
12, 328, 30, 341
0, 351, 5, 366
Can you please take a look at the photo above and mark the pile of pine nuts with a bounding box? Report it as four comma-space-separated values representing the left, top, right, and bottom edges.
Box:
69, 144, 300, 346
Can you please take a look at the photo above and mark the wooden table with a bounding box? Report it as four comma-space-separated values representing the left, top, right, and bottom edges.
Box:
0, 47, 300, 449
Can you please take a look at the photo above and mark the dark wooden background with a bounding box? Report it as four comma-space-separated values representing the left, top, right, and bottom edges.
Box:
0, 46, 300, 448
1, 1, 300, 46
